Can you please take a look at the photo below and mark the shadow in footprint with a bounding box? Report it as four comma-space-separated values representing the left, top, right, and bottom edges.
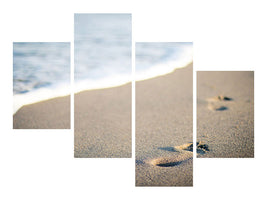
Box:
197, 142, 209, 153
197, 149, 207, 155
158, 147, 178, 152
156, 161, 184, 167
216, 95, 233, 101
215, 106, 228, 111
150, 157, 192, 168
159, 142, 209, 154
208, 95, 233, 101
214, 106, 228, 111
208, 104, 228, 111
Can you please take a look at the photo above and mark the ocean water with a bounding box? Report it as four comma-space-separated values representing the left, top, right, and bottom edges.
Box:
74, 13, 132, 92
13, 42, 70, 113
13, 16, 192, 114
135, 42, 193, 80
74, 15, 192, 92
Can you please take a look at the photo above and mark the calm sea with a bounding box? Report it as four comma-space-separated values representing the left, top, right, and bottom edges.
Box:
74, 13, 132, 92
13, 42, 70, 113
135, 42, 193, 80
13, 15, 192, 113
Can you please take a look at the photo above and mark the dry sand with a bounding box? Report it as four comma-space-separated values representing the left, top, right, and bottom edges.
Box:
14, 63, 194, 186
136, 63, 193, 186
13, 82, 131, 158
197, 71, 254, 158
13, 96, 70, 129
74, 83, 132, 158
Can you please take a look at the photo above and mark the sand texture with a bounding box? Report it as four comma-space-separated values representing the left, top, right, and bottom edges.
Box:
13, 96, 70, 129
136, 64, 193, 186
74, 83, 132, 158
197, 71, 254, 158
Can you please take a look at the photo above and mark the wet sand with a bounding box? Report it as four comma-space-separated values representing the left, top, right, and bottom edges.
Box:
13, 96, 70, 129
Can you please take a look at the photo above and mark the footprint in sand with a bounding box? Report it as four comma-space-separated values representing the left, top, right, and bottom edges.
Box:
208, 104, 228, 111
207, 95, 233, 102
149, 142, 209, 167
206, 95, 233, 111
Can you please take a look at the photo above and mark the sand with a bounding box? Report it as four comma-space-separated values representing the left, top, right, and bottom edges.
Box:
13, 82, 132, 158
136, 63, 193, 186
197, 71, 254, 158
13, 96, 70, 129
74, 83, 132, 158
14, 64, 193, 185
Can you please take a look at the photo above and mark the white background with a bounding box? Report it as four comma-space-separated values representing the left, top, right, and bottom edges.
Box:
0, 0, 266, 199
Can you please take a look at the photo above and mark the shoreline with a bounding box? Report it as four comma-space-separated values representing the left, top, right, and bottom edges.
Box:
13, 60, 193, 115
13, 63, 193, 164
13, 95, 71, 129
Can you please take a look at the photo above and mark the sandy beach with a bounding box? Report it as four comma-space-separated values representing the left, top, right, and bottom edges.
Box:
13, 82, 132, 157
74, 83, 132, 158
197, 71, 254, 158
13, 96, 70, 129
136, 63, 193, 186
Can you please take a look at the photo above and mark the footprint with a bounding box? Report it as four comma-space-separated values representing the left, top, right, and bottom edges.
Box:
150, 142, 209, 167
207, 95, 233, 102
149, 155, 192, 167
195, 141, 210, 154
174, 141, 209, 154
206, 95, 233, 111
208, 104, 228, 111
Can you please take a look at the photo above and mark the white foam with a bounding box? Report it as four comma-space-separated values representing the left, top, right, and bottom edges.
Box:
13, 83, 70, 114
135, 45, 193, 81
13, 75, 132, 114
74, 74, 131, 93
14, 46, 192, 114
